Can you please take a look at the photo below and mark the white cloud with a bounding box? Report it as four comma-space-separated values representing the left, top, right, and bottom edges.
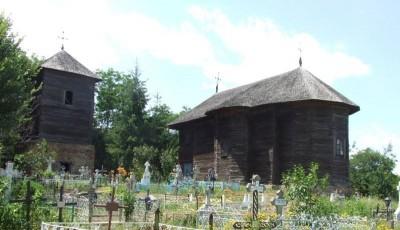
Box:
188, 6, 370, 86
1, 1, 369, 88
350, 124, 400, 174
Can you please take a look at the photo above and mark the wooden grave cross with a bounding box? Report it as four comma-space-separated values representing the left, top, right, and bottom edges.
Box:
55, 178, 77, 222
94, 181, 126, 230
88, 174, 97, 223
10, 180, 33, 230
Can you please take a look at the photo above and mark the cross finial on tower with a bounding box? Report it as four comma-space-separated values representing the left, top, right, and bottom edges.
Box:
298, 48, 303, 67
154, 92, 161, 106
215, 72, 221, 93
58, 31, 68, 50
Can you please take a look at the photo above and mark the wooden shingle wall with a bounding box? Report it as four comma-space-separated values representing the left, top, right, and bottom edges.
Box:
38, 69, 96, 144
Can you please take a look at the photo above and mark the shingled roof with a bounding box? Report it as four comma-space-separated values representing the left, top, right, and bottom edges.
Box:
41, 50, 100, 80
170, 67, 359, 127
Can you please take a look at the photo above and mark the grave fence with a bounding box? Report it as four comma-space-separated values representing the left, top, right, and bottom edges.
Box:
41, 221, 153, 230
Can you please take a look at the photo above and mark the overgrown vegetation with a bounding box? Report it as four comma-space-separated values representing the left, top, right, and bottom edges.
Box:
282, 162, 329, 216
15, 139, 56, 177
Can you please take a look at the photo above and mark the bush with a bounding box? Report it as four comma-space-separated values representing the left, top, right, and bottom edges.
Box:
15, 139, 56, 177
282, 162, 328, 216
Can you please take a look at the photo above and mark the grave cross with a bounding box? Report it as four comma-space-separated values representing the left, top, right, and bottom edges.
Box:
10, 180, 33, 230
54, 178, 77, 222
94, 180, 126, 230
88, 175, 97, 223
271, 190, 287, 218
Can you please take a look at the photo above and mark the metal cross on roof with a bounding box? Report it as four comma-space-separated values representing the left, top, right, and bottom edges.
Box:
298, 48, 303, 67
58, 31, 68, 50
215, 72, 221, 93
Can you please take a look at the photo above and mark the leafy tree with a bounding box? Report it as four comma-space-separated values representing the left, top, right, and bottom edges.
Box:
95, 66, 179, 179
282, 162, 329, 215
0, 15, 41, 162
14, 139, 56, 177
350, 146, 398, 198
95, 67, 148, 168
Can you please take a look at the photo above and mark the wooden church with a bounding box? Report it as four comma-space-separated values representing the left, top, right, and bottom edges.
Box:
28, 49, 100, 173
169, 66, 359, 185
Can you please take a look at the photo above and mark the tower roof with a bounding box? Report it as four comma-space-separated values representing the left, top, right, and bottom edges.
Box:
170, 67, 359, 127
41, 50, 100, 80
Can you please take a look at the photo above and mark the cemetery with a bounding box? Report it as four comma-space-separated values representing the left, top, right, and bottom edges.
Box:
1, 4, 400, 230
1, 159, 400, 229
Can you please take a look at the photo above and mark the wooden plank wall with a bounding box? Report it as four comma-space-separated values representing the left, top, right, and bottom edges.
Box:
177, 102, 351, 186
192, 120, 214, 180
277, 103, 350, 185
248, 107, 276, 184
215, 109, 249, 182
38, 69, 96, 144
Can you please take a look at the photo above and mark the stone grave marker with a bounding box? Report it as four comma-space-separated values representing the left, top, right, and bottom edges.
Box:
140, 161, 151, 187
127, 171, 136, 192
271, 190, 287, 217
207, 168, 216, 191
46, 158, 55, 172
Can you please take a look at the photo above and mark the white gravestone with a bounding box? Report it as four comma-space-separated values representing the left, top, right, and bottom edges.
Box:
47, 158, 55, 172
205, 187, 212, 207
395, 182, 400, 220
140, 161, 151, 186
127, 172, 136, 191
79, 166, 85, 179
173, 164, 183, 185
94, 169, 100, 184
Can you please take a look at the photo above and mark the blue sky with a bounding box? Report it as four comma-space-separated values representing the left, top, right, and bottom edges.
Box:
2, 0, 400, 171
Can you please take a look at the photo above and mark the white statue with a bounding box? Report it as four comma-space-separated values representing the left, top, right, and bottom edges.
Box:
140, 161, 151, 186
174, 164, 183, 185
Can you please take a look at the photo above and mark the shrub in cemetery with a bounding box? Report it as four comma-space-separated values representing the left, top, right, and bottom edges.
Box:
282, 162, 329, 216
0, 179, 57, 230
122, 190, 136, 221
15, 139, 56, 177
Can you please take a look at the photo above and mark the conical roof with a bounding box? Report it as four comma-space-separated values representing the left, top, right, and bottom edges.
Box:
170, 67, 359, 127
41, 50, 100, 80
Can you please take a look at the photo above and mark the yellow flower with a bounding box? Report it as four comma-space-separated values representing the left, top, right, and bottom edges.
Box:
116, 166, 127, 176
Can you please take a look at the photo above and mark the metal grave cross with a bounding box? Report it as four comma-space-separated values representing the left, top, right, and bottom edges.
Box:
94, 180, 126, 230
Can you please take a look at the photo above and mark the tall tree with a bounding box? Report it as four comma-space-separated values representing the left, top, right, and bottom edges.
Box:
95, 67, 148, 168
350, 146, 399, 198
0, 15, 40, 161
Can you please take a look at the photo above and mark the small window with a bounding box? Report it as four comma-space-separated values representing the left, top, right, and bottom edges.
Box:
336, 139, 344, 157
64, 91, 73, 105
